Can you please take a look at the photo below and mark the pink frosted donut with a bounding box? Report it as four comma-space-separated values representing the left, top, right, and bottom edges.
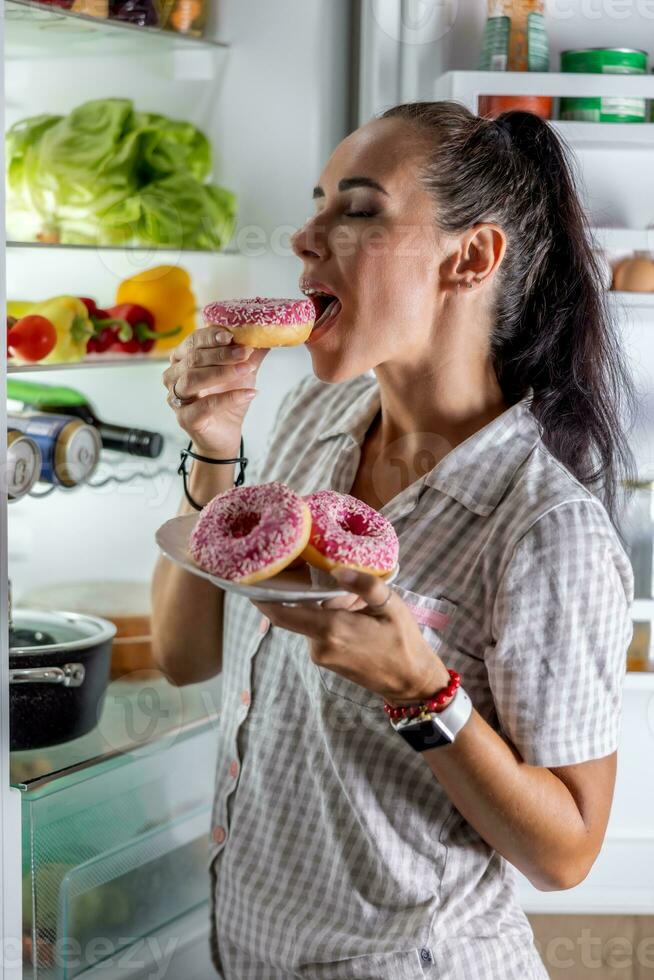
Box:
189, 482, 312, 584
202, 297, 315, 348
301, 490, 399, 578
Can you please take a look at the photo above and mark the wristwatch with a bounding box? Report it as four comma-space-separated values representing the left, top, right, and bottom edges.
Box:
390, 687, 472, 751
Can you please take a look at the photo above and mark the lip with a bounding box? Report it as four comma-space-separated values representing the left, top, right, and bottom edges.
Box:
299, 277, 340, 300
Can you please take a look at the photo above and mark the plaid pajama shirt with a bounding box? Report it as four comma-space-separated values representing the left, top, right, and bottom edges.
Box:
206, 372, 634, 979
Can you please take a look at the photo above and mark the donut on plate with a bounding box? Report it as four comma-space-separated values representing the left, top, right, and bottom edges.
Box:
189, 482, 312, 584
203, 297, 315, 348
301, 490, 399, 578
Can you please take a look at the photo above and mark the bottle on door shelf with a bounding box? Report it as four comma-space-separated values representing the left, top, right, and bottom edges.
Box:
479, 0, 549, 72
7, 380, 164, 460
160, 0, 206, 37
6, 430, 42, 502
7, 414, 101, 489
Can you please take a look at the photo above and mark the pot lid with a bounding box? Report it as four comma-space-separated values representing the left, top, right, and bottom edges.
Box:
9, 609, 117, 656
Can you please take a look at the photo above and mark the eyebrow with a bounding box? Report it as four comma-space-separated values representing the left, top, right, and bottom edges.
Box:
312, 177, 389, 199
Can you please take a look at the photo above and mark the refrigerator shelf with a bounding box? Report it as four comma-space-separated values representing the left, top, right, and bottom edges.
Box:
592, 228, 654, 254
609, 290, 654, 317
10, 673, 221, 791
435, 72, 654, 149
4, 0, 229, 60
436, 70, 654, 103
26, 463, 180, 499
6, 239, 238, 254
8, 353, 171, 374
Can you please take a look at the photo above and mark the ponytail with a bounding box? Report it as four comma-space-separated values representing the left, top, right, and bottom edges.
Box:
382, 101, 636, 523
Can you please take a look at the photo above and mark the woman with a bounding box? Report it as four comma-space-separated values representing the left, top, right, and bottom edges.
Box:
152, 103, 635, 980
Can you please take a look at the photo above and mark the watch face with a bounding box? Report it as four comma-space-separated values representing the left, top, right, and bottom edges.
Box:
396, 717, 452, 752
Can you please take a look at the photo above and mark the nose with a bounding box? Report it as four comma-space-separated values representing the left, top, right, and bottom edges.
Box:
291, 215, 328, 261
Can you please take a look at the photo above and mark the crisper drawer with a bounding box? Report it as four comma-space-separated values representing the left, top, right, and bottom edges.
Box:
21, 726, 218, 979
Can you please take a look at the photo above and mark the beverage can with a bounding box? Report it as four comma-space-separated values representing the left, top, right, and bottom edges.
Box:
7, 414, 101, 488
560, 48, 648, 123
6, 430, 42, 502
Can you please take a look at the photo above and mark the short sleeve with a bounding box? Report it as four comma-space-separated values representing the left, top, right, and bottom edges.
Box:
484, 500, 634, 767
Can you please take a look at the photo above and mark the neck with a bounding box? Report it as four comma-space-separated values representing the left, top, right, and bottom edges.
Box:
370, 310, 509, 459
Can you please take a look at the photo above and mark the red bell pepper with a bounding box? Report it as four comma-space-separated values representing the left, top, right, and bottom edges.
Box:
88, 303, 181, 354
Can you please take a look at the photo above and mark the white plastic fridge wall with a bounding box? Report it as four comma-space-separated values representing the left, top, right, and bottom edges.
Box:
5, 0, 352, 598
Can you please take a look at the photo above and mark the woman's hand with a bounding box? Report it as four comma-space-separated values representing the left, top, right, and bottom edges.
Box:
162, 325, 270, 457
250, 569, 450, 705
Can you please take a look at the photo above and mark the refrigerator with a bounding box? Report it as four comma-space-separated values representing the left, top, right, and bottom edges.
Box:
2, 2, 654, 977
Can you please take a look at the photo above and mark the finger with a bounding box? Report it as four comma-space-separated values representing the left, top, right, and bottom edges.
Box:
320, 593, 366, 611
164, 361, 257, 401
249, 598, 341, 641
330, 569, 396, 611
173, 387, 259, 423
163, 346, 268, 394
169, 325, 235, 364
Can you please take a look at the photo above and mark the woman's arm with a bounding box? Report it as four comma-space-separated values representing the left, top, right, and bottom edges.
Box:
423, 712, 616, 890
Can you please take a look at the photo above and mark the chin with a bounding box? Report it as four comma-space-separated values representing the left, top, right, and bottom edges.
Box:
308, 346, 370, 385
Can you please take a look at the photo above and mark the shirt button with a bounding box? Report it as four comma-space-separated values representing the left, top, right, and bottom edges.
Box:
240, 690, 251, 706
229, 759, 239, 779
212, 826, 226, 845
258, 616, 270, 635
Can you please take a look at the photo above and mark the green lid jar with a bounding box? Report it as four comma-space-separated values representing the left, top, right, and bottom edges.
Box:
560, 48, 648, 123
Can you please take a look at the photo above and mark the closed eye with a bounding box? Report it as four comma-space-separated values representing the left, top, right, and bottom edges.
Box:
345, 210, 377, 219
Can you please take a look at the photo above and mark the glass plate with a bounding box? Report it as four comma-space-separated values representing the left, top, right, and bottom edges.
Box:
155, 513, 399, 603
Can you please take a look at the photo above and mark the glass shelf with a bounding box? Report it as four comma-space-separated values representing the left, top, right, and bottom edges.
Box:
10, 672, 222, 790
8, 353, 171, 373
4, 0, 229, 59
7, 239, 237, 255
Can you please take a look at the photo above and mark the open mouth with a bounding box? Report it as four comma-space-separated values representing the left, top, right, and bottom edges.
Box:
302, 287, 342, 331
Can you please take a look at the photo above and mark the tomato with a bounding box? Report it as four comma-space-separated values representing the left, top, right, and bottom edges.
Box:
7, 315, 58, 363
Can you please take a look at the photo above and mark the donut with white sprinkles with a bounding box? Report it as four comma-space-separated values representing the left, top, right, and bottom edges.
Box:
203, 297, 316, 348
189, 482, 313, 584
301, 490, 399, 577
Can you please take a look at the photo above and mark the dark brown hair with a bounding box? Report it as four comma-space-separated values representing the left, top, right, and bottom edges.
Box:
382, 101, 635, 523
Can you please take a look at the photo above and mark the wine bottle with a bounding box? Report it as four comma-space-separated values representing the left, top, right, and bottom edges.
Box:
7, 380, 164, 459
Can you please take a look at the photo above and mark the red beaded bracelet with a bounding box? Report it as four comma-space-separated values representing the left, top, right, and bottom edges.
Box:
383, 669, 461, 720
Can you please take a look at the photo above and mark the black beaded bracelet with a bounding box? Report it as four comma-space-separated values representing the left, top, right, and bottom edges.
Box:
178, 437, 248, 512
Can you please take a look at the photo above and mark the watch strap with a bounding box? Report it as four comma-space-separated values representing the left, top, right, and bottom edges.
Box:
391, 687, 472, 751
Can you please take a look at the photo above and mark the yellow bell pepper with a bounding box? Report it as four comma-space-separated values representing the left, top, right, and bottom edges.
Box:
27, 296, 94, 364
115, 265, 197, 351
7, 300, 36, 319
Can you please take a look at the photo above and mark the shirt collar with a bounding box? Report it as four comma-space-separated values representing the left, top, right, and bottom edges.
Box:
422, 389, 541, 516
317, 376, 541, 517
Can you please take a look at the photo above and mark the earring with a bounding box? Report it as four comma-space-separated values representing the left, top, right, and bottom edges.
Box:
466, 281, 473, 289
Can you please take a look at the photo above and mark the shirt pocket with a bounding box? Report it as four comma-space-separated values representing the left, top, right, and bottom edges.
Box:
316, 586, 459, 711
391, 584, 459, 654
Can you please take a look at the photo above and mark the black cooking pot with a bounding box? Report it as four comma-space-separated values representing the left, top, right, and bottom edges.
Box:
9, 609, 117, 751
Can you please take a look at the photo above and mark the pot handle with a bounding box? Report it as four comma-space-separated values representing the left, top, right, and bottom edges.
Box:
9, 663, 86, 688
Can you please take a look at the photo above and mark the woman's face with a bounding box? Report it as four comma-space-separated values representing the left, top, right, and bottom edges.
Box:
292, 117, 444, 382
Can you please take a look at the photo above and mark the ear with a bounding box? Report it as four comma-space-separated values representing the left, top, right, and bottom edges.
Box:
441, 223, 506, 292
